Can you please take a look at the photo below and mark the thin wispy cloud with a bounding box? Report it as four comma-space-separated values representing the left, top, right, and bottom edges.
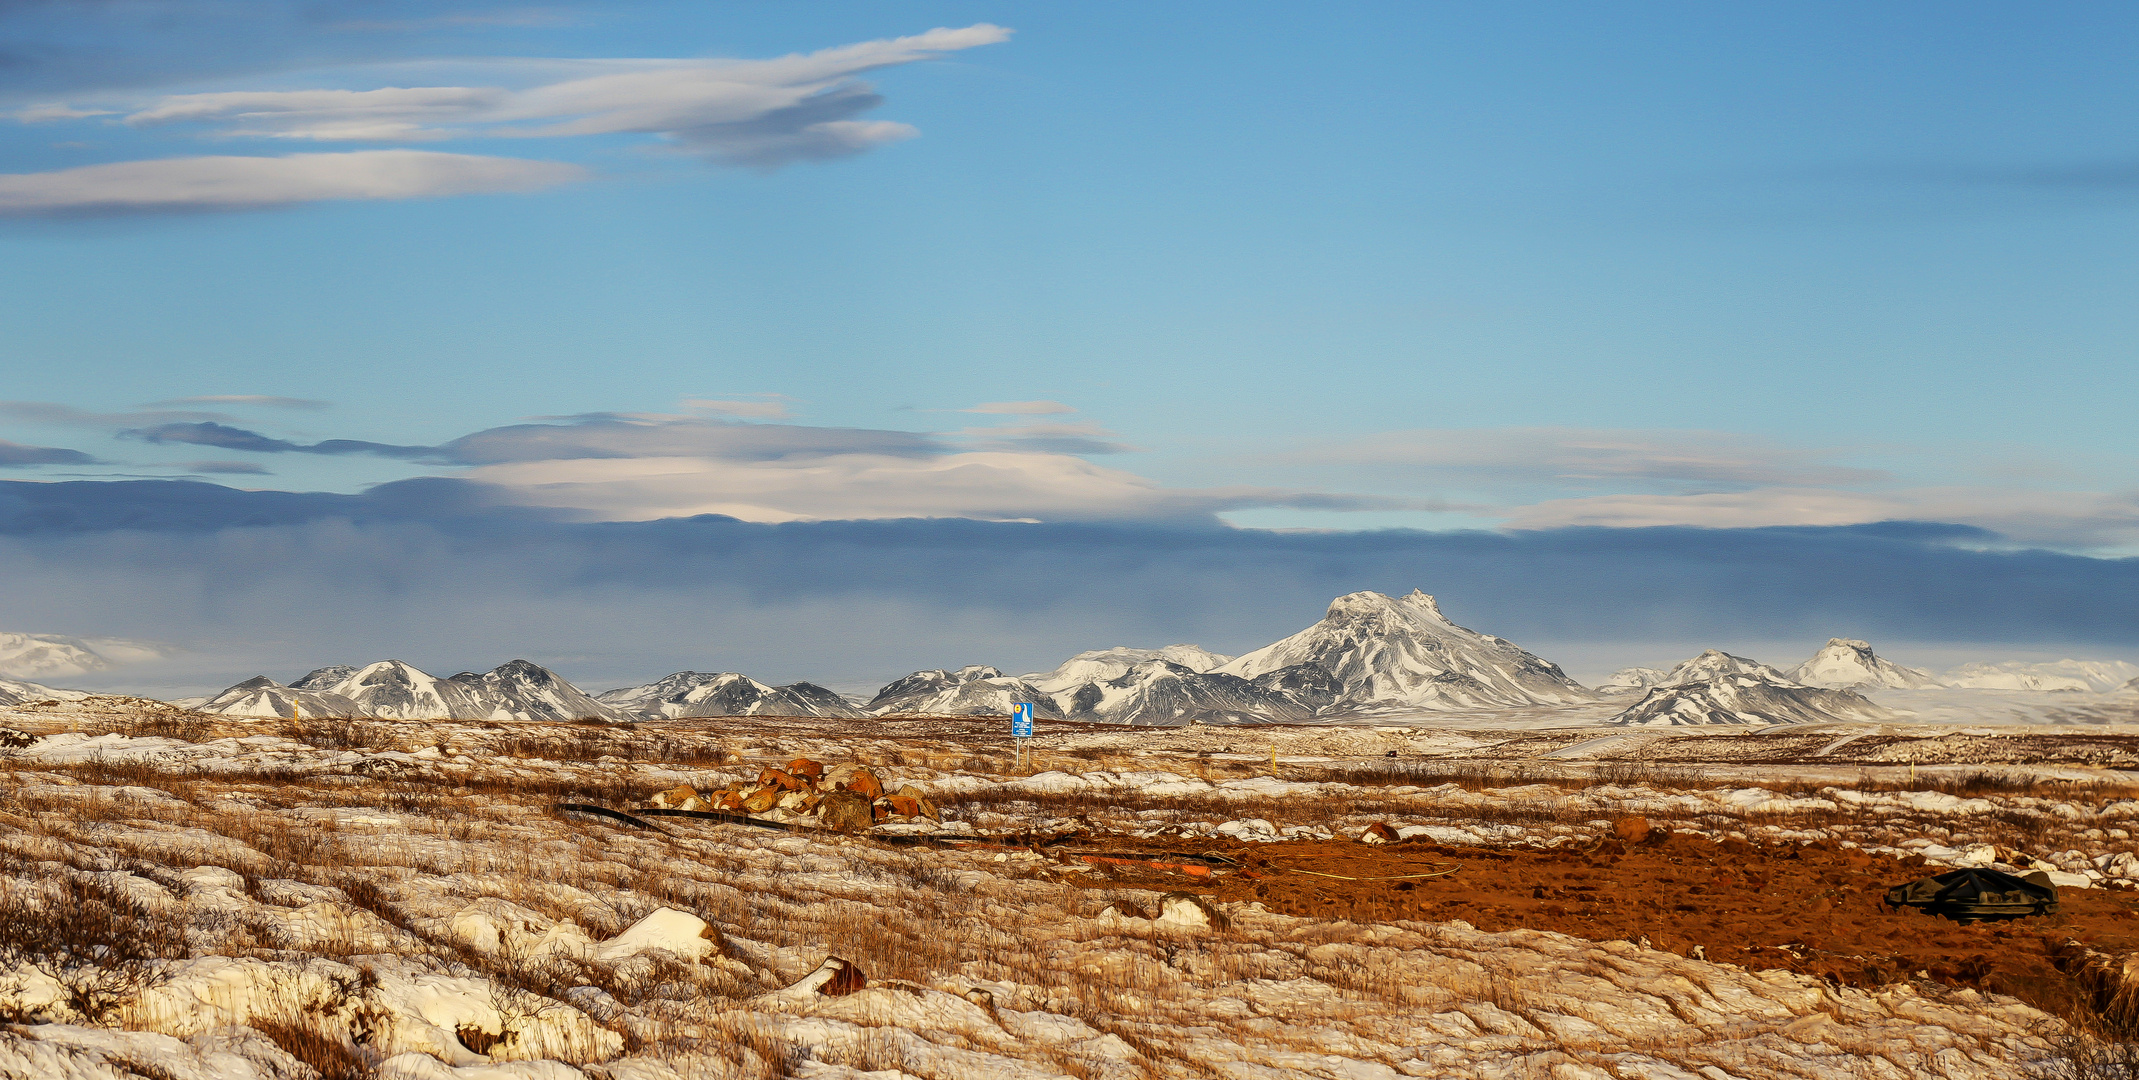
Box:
957, 419, 1143, 456
10, 104, 114, 123
0, 24, 1007, 214
0, 438, 94, 466
1502, 486, 2139, 550
0, 150, 585, 215
122, 421, 434, 459
1299, 427, 1887, 491
56, 25, 1009, 163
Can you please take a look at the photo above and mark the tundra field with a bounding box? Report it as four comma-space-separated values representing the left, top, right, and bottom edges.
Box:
9, 698, 2139, 1078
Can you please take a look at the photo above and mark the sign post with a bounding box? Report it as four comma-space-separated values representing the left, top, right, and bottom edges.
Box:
1011, 702, 1034, 772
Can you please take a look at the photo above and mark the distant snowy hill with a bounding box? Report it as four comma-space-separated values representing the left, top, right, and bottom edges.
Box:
598, 671, 866, 719
1218, 590, 1592, 712
1024, 645, 1232, 693
0, 631, 169, 680
1598, 667, 1668, 692
0, 676, 87, 706
331, 660, 484, 720
197, 676, 363, 719
872, 589, 1590, 725
196, 660, 622, 722
1611, 673, 1891, 727
1945, 660, 2139, 693
870, 666, 1063, 718
1655, 650, 1797, 688
1056, 659, 1335, 726
1791, 639, 1942, 690
450, 661, 621, 723
291, 665, 358, 691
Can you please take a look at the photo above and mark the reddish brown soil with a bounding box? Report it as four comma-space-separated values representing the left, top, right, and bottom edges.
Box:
1070, 831, 2139, 1025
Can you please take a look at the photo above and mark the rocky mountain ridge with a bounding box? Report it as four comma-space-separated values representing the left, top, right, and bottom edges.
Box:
46, 593, 2139, 728
195, 660, 623, 722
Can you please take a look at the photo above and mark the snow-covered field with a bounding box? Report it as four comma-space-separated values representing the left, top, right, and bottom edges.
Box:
4, 696, 2138, 1078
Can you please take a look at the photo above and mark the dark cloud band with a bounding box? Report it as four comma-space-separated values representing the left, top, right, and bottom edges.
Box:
1, 479, 2133, 697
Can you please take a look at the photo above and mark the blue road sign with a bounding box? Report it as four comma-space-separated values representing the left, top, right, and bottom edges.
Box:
1011, 701, 1034, 738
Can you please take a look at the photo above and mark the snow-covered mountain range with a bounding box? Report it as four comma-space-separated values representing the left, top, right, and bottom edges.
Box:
597, 671, 864, 720
1610, 673, 1892, 727
1944, 659, 2139, 693
20, 589, 2139, 729
1606, 650, 1794, 692
865, 590, 1591, 725
194, 660, 624, 722
1023, 645, 1233, 693
867, 666, 1063, 718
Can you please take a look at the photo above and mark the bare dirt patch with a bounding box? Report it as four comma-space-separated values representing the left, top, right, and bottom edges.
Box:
1071, 831, 2139, 1027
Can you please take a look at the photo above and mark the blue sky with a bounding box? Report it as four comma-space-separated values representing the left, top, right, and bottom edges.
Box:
1, 2, 2135, 690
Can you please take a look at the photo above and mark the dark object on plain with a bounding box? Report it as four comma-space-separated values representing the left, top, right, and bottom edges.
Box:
1884, 867, 2059, 921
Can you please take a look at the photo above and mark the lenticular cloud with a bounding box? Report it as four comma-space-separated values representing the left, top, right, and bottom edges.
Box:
0, 151, 585, 215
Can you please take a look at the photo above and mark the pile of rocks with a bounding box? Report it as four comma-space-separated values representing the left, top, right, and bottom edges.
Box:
646, 757, 942, 832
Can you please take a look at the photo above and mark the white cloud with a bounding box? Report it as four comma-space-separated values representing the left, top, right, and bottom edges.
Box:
467, 451, 1409, 524
125, 87, 503, 142
439, 415, 941, 464
1300, 427, 1887, 490
957, 419, 1142, 455
407, 414, 1404, 523
964, 400, 1076, 415
0, 150, 586, 215
1503, 486, 2139, 549
104, 24, 1011, 166
10, 103, 115, 123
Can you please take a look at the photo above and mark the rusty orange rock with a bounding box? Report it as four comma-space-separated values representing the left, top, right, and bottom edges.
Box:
786, 757, 826, 782
758, 767, 806, 792
894, 784, 940, 821
649, 784, 699, 809
1613, 816, 1653, 844
884, 795, 921, 818
715, 790, 745, 811
845, 767, 884, 800
1359, 822, 1398, 844
742, 787, 780, 814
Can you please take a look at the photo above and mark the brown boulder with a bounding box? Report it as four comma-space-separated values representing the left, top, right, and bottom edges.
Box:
742, 787, 780, 814
1359, 822, 1399, 845
820, 791, 875, 832
894, 785, 941, 820
845, 767, 884, 800
715, 790, 745, 811
1613, 816, 1652, 844
884, 795, 921, 818
787, 757, 826, 782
